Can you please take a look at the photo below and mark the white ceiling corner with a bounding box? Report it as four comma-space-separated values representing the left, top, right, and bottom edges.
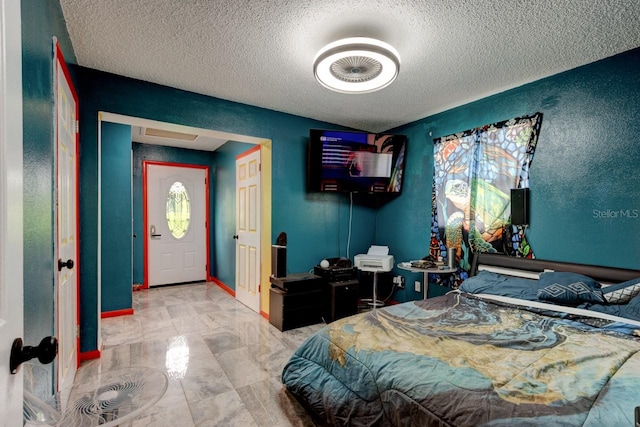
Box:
61, 0, 640, 136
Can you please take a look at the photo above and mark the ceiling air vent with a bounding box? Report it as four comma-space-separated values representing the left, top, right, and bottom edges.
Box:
143, 127, 198, 142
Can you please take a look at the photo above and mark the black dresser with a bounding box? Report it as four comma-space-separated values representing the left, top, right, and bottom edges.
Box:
269, 273, 324, 331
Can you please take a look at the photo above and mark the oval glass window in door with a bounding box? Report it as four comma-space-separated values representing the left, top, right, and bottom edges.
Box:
166, 181, 191, 239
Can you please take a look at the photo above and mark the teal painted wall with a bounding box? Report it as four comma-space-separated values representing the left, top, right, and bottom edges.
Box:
132, 142, 217, 285
211, 141, 255, 288
23, 0, 640, 355
75, 68, 374, 352
101, 122, 133, 312
212, 140, 379, 287
21, 0, 76, 394
384, 48, 640, 302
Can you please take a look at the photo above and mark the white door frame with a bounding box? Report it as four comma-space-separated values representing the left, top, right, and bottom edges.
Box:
54, 39, 80, 391
143, 161, 209, 287
0, 0, 24, 422
235, 146, 261, 312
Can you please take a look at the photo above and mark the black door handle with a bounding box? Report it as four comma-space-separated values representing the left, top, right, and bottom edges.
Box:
10, 336, 58, 374
57, 258, 74, 271
233, 235, 239, 239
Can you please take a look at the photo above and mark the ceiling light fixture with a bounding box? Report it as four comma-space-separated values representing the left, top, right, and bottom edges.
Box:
313, 37, 401, 94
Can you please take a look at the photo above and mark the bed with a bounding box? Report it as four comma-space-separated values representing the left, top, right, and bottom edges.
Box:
281, 253, 640, 426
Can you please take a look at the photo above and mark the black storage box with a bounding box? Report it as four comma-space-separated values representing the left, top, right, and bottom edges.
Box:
269, 273, 322, 293
269, 273, 324, 331
324, 279, 359, 323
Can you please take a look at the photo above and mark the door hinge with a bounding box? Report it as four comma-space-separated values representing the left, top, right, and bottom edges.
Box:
259, 163, 261, 172
76, 325, 79, 338
75, 120, 80, 134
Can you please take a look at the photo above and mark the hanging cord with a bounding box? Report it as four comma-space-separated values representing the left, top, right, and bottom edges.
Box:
381, 281, 397, 302
371, 202, 378, 244
346, 192, 353, 259
337, 195, 341, 257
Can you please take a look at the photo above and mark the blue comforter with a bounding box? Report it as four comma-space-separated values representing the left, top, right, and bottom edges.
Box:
282, 292, 640, 426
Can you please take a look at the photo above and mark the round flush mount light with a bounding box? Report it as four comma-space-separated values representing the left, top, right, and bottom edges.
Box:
313, 37, 400, 94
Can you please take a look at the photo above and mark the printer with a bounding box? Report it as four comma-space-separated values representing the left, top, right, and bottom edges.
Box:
354, 245, 394, 272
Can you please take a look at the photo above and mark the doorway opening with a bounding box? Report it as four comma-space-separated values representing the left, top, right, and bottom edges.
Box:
144, 162, 208, 288
96, 112, 273, 351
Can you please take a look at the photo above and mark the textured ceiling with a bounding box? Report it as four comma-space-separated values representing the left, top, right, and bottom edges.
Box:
60, 0, 640, 133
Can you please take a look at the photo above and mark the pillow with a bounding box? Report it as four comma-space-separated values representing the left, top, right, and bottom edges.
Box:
581, 291, 640, 323
602, 277, 640, 304
460, 270, 542, 300
460, 271, 507, 292
538, 271, 602, 288
537, 272, 605, 305
620, 291, 640, 321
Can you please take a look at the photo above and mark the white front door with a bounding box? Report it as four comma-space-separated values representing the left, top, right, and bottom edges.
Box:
55, 40, 79, 392
146, 163, 208, 287
235, 146, 261, 313
0, 0, 24, 422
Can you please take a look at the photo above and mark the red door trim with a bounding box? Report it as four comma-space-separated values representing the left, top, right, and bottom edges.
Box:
79, 350, 101, 363
142, 161, 210, 289
210, 277, 235, 296
101, 308, 134, 318
235, 144, 260, 160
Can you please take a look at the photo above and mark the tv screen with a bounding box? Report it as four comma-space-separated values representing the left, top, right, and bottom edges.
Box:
308, 129, 407, 193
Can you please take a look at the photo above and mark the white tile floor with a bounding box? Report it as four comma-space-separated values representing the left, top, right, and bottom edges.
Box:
75, 282, 324, 426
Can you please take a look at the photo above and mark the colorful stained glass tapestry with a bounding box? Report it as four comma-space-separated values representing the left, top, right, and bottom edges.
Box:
430, 113, 543, 285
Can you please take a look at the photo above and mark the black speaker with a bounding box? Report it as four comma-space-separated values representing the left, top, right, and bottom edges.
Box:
510, 188, 529, 225
271, 245, 286, 278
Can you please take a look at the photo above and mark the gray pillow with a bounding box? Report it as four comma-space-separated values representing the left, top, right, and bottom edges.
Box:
602, 277, 640, 304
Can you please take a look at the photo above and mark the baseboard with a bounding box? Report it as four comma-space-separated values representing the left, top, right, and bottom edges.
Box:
101, 308, 134, 318
211, 277, 235, 297
260, 310, 269, 320
79, 349, 101, 362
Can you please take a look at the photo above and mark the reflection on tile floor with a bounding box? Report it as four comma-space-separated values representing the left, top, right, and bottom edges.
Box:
76, 282, 324, 426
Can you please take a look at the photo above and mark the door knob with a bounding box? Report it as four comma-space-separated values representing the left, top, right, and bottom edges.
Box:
10, 336, 58, 374
57, 258, 74, 271
233, 235, 239, 240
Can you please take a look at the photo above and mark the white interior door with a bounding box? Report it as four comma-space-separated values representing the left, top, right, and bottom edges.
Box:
235, 147, 261, 313
0, 0, 24, 422
147, 164, 207, 286
55, 41, 79, 392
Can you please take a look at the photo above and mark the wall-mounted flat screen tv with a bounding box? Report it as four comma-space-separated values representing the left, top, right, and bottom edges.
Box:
307, 129, 407, 194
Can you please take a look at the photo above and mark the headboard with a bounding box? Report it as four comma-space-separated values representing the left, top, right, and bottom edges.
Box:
470, 253, 640, 283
